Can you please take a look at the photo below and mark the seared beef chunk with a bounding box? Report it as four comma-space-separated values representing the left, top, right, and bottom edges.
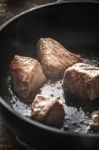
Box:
31, 94, 65, 127
62, 63, 99, 101
37, 38, 83, 80
90, 110, 99, 131
10, 55, 46, 102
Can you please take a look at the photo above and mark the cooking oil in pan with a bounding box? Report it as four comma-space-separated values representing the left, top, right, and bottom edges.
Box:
7, 55, 99, 134
7, 79, 91, 133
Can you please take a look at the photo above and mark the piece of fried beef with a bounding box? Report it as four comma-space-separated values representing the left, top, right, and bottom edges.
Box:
31, 94, 65, 127
89, 110, 99, 131
62, 63, 99, 100
37, 38, 83, 80
10, 55, 46, 102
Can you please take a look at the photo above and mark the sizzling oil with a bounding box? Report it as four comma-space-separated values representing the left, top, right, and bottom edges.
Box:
7, 55, 99, 133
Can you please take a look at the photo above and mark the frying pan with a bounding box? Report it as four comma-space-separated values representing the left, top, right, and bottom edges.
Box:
0, 1, 99, 149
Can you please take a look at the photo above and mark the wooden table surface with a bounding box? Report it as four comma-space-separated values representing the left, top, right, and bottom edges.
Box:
0, 0, 56, 149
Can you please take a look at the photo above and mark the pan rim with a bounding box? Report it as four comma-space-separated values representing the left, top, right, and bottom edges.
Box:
1, 95, 99, 138
0, 1, 99, 138
0, 0, 99, 30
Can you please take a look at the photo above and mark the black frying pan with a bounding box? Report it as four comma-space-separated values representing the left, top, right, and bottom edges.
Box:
0, 1, 99, 149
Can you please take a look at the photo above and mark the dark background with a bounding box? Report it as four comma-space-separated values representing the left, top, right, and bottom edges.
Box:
0, 1, 56, 149
0, 0, 98, 149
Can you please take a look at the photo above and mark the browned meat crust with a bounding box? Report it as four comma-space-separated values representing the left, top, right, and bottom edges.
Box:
89, 110, 99, 130
10, 55, 46, 102
62, 63, 99, 100
37, 38, 83, 80
31, 94, 65, 127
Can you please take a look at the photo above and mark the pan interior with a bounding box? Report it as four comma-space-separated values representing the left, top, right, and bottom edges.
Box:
6, 52, 99, 134
0, 2, 99, 134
